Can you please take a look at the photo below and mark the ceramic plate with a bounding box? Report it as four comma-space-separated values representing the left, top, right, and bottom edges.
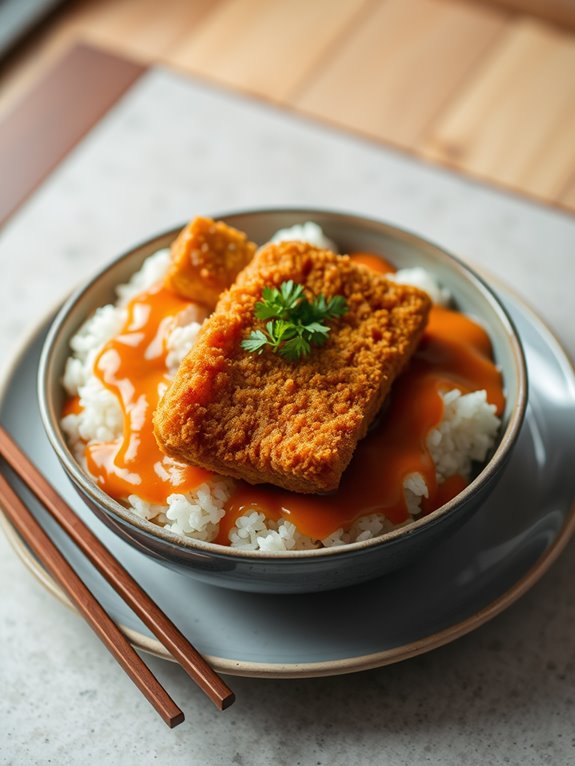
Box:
1, 289, 575, 678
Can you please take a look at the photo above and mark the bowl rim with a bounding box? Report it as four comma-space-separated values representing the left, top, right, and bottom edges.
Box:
37, 206, 528, 561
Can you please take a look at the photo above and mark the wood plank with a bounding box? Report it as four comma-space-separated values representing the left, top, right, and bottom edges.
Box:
422, 18, 575, 200
479, 0, 575, 30
167, 0, 372, 102
0, 4, 80, 118
1, 0, 574, 214
0, 0, 219, 119
559, 172, 575, 209
67, 0, 220, 60
294, 0, 508, 148
0, 44, 145, 227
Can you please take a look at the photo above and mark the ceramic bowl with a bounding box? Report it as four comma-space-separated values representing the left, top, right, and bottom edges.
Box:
38, 209, 527, 593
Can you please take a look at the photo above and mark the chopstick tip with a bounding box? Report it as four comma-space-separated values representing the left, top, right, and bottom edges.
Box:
220, 691, 236, 710
169, 711, 186, 728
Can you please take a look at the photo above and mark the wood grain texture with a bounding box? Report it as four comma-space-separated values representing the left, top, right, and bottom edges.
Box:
0, 472, 185, 728
479, 0, 575, 29
67, 0, 220, 60
0, 0, 219, 118
559, 173, 575, 208
167, 0, 373, 101
0, 44, 145, 227
295, 0, 508, 147
0, 426, 235, 711
422, 18, 575, 200
1, 0, 574, 212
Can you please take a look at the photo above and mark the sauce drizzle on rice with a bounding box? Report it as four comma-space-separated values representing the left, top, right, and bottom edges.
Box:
85, 282, 211, 504
66, 252, 505, 544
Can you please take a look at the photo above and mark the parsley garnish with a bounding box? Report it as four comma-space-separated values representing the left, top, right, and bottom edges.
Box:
241, 280, 348, 361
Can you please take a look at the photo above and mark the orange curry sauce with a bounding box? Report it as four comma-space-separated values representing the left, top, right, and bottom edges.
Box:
66, 254, 504, 543
84, 283, 211, 504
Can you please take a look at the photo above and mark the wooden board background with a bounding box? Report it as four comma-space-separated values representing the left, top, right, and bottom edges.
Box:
1, 0, 574, 214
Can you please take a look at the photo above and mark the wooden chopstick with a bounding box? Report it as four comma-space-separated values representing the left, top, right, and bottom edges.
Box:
0, 471, 185, 728
0, 426, 235, 716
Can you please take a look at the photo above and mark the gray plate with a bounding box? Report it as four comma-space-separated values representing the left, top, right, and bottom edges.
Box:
1, 289, 575, 678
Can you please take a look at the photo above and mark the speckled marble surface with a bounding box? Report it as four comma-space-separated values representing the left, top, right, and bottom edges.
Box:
1, 68, 575, 766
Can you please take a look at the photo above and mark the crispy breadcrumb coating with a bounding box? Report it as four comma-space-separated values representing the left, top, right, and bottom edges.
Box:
164, 216, 257, 308
154, 241, 431, 493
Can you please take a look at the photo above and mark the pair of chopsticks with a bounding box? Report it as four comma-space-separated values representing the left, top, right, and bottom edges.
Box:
0, 425, 234, 727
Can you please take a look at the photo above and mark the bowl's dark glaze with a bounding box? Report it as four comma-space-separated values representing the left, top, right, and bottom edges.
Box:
38, 209, 527, 593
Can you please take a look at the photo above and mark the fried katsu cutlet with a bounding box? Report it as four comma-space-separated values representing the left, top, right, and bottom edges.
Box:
164, 216, 257, 308
154, 241, 431, 494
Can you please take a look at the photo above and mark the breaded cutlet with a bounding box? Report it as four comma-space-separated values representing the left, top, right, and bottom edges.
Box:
164, 216, 257, 308
154, 241, 431, 494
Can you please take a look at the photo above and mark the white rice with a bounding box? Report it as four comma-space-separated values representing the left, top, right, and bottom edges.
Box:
116, 248, 172, 307
165, 322, 202, 376
62, 227, 500, 552
428, 388, 500, 482
270, 221, 338, 253
227, 513, 316, 552
388, 267, 452, 307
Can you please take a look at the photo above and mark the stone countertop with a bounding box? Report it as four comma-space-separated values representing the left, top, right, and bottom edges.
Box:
1, 68, 574, 766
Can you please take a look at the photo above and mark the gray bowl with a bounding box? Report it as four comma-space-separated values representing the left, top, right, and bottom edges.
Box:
38, 209, 527, 593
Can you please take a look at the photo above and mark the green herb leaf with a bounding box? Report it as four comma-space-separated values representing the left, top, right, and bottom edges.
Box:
240, 329, 269, 354
242, 281, 348, 361
280, 334, 311, 362
323, 294, 348, 319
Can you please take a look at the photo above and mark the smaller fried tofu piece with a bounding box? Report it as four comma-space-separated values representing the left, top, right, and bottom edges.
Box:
164, 216, 257, 308
154, 241, 431, 494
